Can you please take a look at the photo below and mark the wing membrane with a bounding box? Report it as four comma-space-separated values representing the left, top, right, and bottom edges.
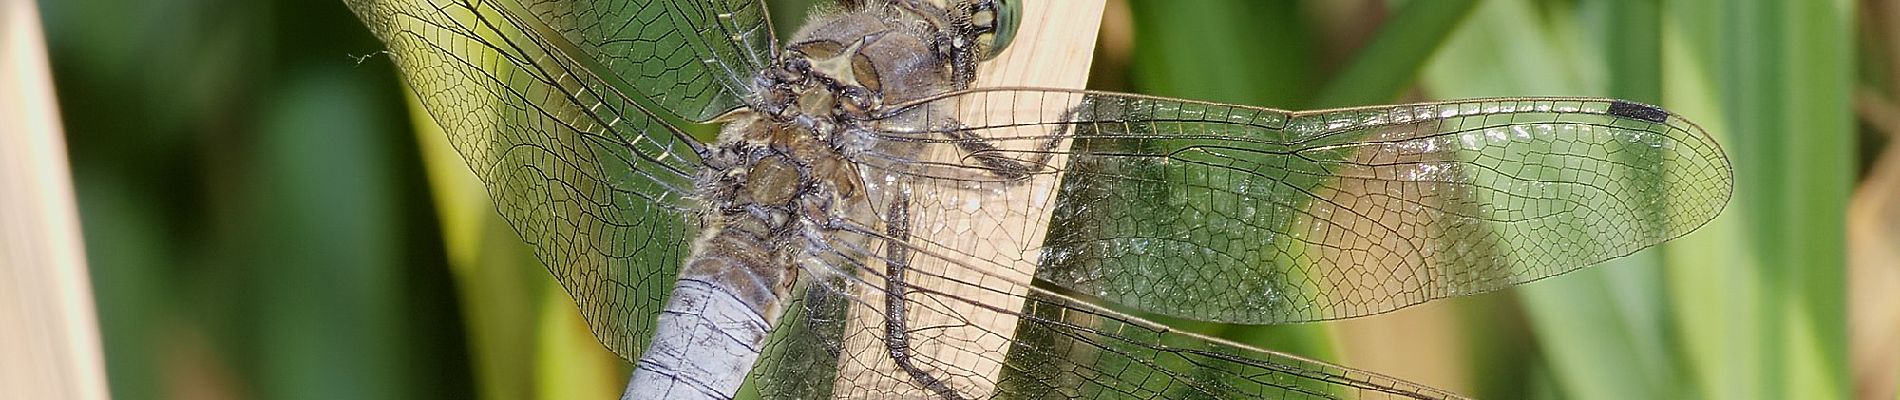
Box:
345, 0, 706, 360
866, 88, 1732, 324
744, 222, 1462, 399
512, 0, 773, 120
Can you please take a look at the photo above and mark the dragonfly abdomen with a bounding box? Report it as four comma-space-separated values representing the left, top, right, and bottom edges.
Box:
627, 222, 798, 400
626, 99, 885, 398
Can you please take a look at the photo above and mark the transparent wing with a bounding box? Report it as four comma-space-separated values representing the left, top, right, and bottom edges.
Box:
742, 225, 1464, 399
345, 0, 706, 361
735, 88, 1635, 399
507, 0, 776, 121
864, 88, 1732, 324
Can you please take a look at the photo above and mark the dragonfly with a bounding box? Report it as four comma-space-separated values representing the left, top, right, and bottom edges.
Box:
342, 0, 1733, 398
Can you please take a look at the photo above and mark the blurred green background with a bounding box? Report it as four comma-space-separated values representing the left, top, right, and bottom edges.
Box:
33, 0, 1880, 399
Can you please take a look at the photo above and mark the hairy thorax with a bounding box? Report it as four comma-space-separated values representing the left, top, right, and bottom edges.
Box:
682, 5, 964, 320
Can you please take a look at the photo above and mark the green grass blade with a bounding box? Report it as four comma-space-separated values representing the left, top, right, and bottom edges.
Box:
1690, 0, 1850, 397
1124, 0, 1338, 363
1311, 0, 1480, 108
1774, 0, 1852, 397
1659, 6, 1759, 399
1421, 0, 1674, 398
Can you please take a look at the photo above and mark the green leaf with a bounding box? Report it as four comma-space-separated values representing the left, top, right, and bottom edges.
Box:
1312, 0, 1480, 108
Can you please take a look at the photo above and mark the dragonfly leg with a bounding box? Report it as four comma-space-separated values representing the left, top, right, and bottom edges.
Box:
880, 192, 968, 400
941, 121, 1066, 183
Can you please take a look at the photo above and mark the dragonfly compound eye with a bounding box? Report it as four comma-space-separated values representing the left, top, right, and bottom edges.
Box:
971, 0, 1018, 60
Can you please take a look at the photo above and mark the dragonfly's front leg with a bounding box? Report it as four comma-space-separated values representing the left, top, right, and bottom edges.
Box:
939, 121, 1066, 183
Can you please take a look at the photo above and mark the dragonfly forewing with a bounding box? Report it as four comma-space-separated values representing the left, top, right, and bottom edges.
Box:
508, 0, 777, 121
866, 89, 1731, 325
344, 0, 710, 364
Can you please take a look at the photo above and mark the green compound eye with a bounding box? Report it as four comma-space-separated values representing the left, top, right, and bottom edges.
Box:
974, 0, 1019, 60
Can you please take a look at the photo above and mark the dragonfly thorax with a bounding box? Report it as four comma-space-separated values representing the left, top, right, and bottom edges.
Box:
709, 4, 988, 228
703, 115, 863, 229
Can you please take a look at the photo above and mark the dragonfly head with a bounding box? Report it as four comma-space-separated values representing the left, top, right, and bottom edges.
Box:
777, 9, 963, 116
781, 34, 888, 120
